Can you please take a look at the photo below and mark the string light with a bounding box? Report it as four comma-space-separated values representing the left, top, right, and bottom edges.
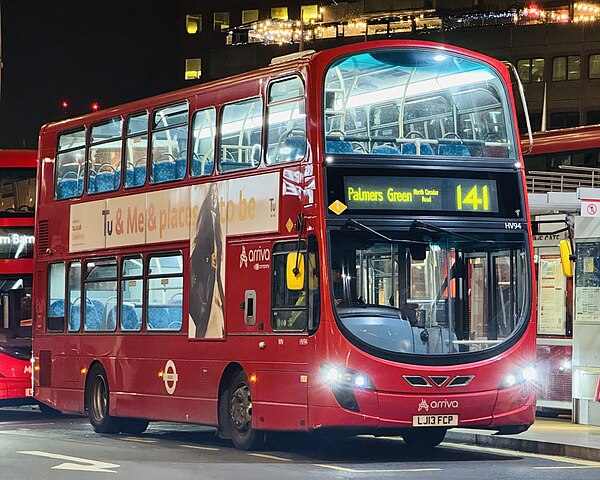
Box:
229, 3, 600, 46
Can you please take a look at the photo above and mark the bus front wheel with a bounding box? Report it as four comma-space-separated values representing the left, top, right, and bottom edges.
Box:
401, 427, 447, 450
228, 370, 264, 450
86, 364, 121, 434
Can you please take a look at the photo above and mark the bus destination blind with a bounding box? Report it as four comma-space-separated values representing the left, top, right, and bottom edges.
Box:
344, 176, 499, 213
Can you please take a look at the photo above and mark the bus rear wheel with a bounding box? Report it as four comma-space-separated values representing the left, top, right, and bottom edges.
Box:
228, 370, 264, 450
402, 427, 447, 450
120, 418, 150, 435
86, 364, 121, 434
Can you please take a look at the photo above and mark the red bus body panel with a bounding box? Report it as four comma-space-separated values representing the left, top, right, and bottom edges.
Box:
33, 41, 535, 433
0, 149, 36, 405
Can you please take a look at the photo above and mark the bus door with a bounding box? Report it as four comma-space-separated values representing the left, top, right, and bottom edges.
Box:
464, 249, 522, 344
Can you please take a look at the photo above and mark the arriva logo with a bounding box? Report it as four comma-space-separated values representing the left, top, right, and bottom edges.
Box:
240, 245, 271, 269
240, 246, 248, 268
418, 398, 459, 411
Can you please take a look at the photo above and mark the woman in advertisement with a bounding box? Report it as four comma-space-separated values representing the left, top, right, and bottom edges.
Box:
189, 182, 225, 338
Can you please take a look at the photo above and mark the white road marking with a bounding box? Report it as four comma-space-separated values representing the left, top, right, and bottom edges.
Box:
534, 466, 600, 470
442, 441, 600, 467
248, 453, 292, 462
18, 450, 119, 473
121, 437, 155, 443
181, 444, 220, 451
315, 464, 441, 473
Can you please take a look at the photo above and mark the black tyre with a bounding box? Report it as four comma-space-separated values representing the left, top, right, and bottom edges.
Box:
402, 427, 447, 450
86, 364, 121, 434
228, 370, 264, 450
120, 418, 150, 435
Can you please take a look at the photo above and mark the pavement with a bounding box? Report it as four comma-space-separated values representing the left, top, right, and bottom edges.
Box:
447, 416, 600, 461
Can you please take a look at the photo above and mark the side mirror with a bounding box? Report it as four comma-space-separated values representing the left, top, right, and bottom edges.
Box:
410, 244, 426, 261
559, 239, 574, 278
286, 252, 305, 290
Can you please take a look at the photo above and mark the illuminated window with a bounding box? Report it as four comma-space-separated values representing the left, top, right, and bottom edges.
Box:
517, 58, 544, 83
186, 14, 202, 34
47, 262, 66, 332
242, 9, 259, 24
589, 54, 600, 79
553, 55, 580, 81
301, 5, 318, 22
271, 7, 288, 20
214, 11, 230, 31
185, 58, 201, 80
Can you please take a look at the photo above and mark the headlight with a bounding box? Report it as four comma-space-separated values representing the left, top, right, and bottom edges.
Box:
500, 366, 537, 389
321, 364, 375, 390
559, 359, 572, 371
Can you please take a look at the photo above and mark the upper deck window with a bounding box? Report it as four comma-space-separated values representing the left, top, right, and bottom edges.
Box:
323, 49, 516, 159
0, 168, 35, 212
150, 102, 189, 184
190, 107, 216, 177
55, 129, 86, 200
266, 76, 307, 164
219, 98, 263, 173
124, 112, 149, 189
88, 117, 123, 195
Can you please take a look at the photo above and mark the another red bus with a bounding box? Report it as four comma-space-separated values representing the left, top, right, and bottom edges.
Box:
521, 127, 596, 414
33, 40, 536, 449
0, 150, 36, 406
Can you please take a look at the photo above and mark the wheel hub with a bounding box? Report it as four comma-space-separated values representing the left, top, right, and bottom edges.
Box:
230, 385, 252, 432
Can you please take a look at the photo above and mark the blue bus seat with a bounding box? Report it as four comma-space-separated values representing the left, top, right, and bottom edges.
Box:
57, 172, 82, 199
105, 306, 118, 331
168, 308, 182, 330
372, 144, 400, 155
438, 143, 470, 157
124, 166, 136, 188
147, 306, 170, 330
121, 304, 141, 331
175, 156, 187, 179
326, 140, 354, 154
134, 164, 147, 186
49, 300, 65, 318
191, 156, 214, 176
152, 160, 176, 183
95, 171, 115, 193
81, 299, 103, 331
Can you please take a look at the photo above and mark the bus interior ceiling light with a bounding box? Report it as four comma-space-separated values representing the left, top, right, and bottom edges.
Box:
343, 69, 495, 109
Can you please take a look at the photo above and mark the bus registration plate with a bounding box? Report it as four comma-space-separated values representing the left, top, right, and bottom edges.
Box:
412, 414, 459, 427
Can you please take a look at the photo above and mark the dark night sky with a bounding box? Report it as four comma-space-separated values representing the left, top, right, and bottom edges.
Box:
0, 1, 181, 149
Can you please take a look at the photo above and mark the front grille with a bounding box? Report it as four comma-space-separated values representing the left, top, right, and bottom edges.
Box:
404, 374, 475, 388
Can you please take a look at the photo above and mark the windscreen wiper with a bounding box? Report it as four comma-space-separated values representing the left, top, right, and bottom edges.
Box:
345, 218, 426, 244
410, 220, 493, 244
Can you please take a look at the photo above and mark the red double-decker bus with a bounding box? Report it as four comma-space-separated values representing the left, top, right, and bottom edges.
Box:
521, 127, 596, 415
33, 40, 536, 449
0, 150, 36, 406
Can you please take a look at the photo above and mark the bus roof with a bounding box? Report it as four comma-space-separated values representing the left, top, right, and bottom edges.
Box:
39, 40, 511, 137
0, 150, 37, 169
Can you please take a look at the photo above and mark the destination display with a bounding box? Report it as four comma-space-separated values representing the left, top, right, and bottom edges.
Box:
344, 176, 499, 213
